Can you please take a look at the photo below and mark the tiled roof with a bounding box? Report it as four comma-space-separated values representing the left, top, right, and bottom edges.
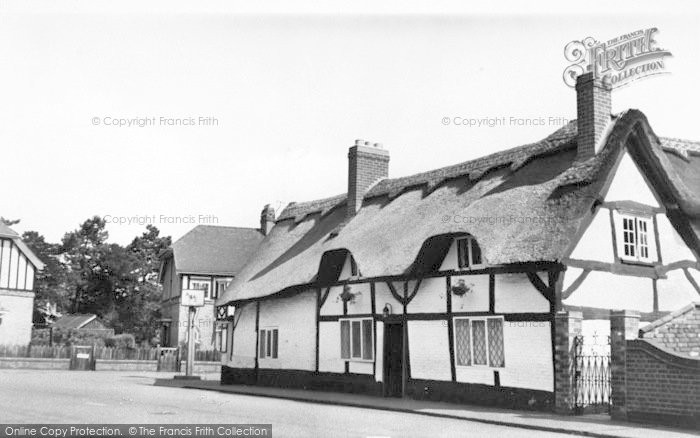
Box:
640, 302, 700, 357
168, 225, 264, 276
53, 314, 98, 329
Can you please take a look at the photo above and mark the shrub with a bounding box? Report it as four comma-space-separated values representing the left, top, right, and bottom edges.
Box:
104, 333, 136, 349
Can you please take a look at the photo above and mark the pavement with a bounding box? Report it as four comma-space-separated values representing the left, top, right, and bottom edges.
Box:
156, 376, 699, 438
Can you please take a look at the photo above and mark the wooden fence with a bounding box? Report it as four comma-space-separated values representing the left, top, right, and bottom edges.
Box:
0, 345, 220, 361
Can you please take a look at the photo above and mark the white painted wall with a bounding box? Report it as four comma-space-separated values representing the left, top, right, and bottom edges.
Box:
374, 282, 403, 315
656, 214, 698, 263
499, 321, 553, 391
569, 208, 615, 263
258, 290, 316, 371
318, 321, 345, 373
657, 270, 700, 311
494, 273, 549, 313
450, 274, 489, 312
0, 292, 35, 345
407, 320, 451, 381
320, 285, 344, 316
227, 301, 257, 369
564, 271, 654, 312
408, 277, 446, 313
345, 282, 371, 315
604, 152, 660, 206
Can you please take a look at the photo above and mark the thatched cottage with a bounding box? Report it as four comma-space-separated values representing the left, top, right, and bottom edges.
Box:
215, 72, 700, 410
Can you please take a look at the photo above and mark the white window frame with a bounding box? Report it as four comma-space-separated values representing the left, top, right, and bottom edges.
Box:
618, 214, 654, 264
213, 279, 231, 300
453, 316, 505, 369
189, 277, 211, 299
339, 317, 374, 362
457, 237, 484, 270
259, 327, 279, 359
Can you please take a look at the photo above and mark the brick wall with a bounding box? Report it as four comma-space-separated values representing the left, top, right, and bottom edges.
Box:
347, 142, 389, 215
576, 72, 611, 161
640, 302, 700, 356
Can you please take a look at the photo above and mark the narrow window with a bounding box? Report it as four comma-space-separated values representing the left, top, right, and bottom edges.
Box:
457, 237, 483, 269
271, 329, 278, 359
487, 319, 504, 367
454, 318, 471, 366
340, 318, 374, 361
472, 320, 487, 365
259, 330, 266, 358
351, 320, 362, 358
619, 214, 654, 263
362, 319, 373, 360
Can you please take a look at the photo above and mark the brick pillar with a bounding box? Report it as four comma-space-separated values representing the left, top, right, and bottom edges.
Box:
610, 310, 640, 421
554, 310, 582, 414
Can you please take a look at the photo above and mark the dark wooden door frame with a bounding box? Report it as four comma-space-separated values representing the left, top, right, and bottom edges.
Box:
382, 319, 405, 397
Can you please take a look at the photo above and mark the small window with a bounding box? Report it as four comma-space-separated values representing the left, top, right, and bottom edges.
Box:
457, 237, 483, 269
214, 279, 231, 299
190, 278, 211, 299
259, 328, 278, 359
215, 324, 229, 353
619, 214, 653, 263
340, 318, 373, 361
453, 317, 504, 368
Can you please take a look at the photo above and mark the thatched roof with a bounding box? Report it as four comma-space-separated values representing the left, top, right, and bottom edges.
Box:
219, 110, 700, 304
161, 225, 264, 277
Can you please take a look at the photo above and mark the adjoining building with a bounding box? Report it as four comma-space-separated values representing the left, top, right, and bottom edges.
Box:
215, 73, 700, 411
0, 222, 45, 345
158, 224, 265, 351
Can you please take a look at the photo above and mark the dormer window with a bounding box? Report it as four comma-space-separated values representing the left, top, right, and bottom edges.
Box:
457, 237, 483, 269
619, 214, 653, 263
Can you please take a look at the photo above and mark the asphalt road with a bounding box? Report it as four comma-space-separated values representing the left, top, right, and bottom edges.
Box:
0, 370, 574, 438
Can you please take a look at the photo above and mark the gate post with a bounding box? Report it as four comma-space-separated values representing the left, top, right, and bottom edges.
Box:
610, 310, 640, 421
554, 310, 582, 414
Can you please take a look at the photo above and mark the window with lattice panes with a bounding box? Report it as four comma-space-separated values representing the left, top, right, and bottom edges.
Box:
453, 317, 504, 368
340, 318, 373, 361
619, 214, 653, 263
457, 237, 483, 269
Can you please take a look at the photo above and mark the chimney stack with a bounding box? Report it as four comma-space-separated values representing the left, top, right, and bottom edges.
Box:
347, 139, 389, 216
576, 72, 612, 161
260, 204, 275, 235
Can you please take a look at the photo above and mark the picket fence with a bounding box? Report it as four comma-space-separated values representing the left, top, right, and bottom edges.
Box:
0, 345, 220, 361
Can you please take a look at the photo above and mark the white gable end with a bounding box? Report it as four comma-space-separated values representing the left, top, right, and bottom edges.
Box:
604, 152, 660, 206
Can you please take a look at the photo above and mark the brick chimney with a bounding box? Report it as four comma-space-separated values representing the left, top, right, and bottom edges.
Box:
260, 204, 275, 235
576, 72, 612, 161
347, 139, 389, 216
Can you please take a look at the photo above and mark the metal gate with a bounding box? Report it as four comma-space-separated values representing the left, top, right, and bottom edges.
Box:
573, 335, 611, 414
157, 347, 180, 372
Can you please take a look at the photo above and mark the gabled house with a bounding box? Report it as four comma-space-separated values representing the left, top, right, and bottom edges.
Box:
0, 222, 45, 345
159, 225, 264, 350
215, 72, 700, 410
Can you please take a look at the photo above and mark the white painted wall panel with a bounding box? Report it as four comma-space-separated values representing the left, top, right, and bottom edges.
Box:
318, 321, 345, 373
407, 320, 451, 381
8, 244, 19, 289
569, 208, 615, 263
408, 277, 446, 313
258, 291, 316, 371
25, 264, 34, 291
348, 361, 373, 374
455, 366, 494, 385
563, 267, 584, 291
374, 321, 384, 382
563, 271, 654, 312
450, 274, 489, 312
657, 270, 700, 312
0, 293, 35, 345
374, 282, 403, 315
604, 152, 660, 206
345, 282, 371, 315
0, 240, 10, 288
495, 273, 549, 313
656, 214, 697, 263
499, 322, 553, 391
229, 302, 257, 368
16, 254, 27, 290
320, 285, 344, 316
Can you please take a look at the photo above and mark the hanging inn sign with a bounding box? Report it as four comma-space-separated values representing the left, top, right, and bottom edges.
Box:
563, 27, 672, 89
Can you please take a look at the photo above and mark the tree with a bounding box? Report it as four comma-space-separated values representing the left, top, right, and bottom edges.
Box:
0, 217, 20, 226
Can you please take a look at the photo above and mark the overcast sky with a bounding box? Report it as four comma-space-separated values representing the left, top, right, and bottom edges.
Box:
1, 1, 699, 245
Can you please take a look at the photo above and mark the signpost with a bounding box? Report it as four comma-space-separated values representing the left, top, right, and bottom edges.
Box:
179, 289, 205, 379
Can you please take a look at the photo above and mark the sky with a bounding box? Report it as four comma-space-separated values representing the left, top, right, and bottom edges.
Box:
1, 0, 700, 245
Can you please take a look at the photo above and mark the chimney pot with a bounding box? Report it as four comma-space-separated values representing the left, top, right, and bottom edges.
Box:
355, 139, 364, 146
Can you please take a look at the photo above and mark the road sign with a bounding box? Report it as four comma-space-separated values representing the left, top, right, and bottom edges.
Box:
181, 289, 205, 307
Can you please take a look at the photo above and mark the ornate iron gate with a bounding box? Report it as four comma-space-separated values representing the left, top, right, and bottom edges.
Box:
573, 335, 611, 414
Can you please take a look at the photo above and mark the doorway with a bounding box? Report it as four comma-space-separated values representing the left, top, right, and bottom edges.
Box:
383, 321, 404, 397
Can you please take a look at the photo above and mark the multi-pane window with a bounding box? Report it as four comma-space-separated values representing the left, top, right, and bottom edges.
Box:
340, 318, 373, 361
620, 215, 653, 263
259, 328, 278, 359
453, 317, 504, 368
189, 278, 211, 299
457, 237, 483, 269
215, 323, 229, 353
